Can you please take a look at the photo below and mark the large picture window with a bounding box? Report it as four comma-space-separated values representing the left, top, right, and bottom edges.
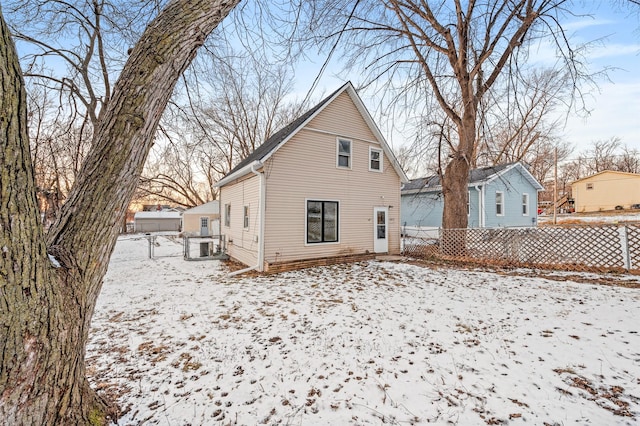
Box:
306, 200, 339, 243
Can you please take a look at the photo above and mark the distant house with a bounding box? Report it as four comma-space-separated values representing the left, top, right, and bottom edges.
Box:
571, 170, 640, 212
181, 200, 220, 236
214, 81, 408, 273
401, 162, 543, 229
134, 211, 182, 232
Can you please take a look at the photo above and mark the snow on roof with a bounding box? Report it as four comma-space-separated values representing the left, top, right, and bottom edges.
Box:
183, 200, 220, 215
133, 211, 182, 219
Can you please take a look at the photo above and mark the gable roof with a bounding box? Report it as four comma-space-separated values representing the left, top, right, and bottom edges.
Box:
402, 162, 543, 194
182, 200, 220, 215
215, 81, 408, 187
571, 170, 640, 185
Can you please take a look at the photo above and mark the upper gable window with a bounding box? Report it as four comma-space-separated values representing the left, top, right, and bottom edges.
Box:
369, 147, 383, 172
337, 138, 352, 169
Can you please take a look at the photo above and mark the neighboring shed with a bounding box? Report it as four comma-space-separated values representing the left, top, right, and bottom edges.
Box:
571, 170, 640, 212
214, 81, 408, 273
402, 162, 543, 229
134, 211, 182, 232
182, 200, 220, 236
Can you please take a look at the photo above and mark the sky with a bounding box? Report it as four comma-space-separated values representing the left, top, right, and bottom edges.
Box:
291, 3, 640, 157
10, 1, 639, 161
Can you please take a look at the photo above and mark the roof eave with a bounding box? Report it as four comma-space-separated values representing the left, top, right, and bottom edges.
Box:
214, 160, 263, 188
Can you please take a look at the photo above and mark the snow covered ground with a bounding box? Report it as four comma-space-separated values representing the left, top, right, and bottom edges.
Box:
88, 235, 640, 425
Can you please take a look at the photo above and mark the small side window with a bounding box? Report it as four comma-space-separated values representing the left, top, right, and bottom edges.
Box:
522, 193, 529, 216
224, 204, 231, 227
496, 191, 504, 216
243, 206, 249, 229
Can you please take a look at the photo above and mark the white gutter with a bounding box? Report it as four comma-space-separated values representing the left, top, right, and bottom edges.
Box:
251, 161, 266, 272
227, 265, 257, 277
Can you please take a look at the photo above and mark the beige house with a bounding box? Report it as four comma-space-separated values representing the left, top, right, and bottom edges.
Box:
214, 81, 408, 273
181, 200, 220, 236
571, 170, 640, 212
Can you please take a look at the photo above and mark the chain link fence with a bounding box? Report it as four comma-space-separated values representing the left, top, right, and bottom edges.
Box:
182, 235, 227, 261
402, 224, 640, 273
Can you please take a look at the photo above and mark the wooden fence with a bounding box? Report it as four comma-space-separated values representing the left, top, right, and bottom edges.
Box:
402, 224, 640, 273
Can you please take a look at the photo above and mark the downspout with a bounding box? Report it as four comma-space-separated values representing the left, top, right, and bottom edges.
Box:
227, 161, 265, 277
475, 184, 484, 228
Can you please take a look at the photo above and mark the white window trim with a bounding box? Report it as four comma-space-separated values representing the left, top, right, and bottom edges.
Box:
496, 191, 505, 217
304, 198, 341, 246
243, 205, 250, 230
224, 204, 231, 227
522, 193, 530, 216
336, 138, 352, 169
369, 146, 383, 172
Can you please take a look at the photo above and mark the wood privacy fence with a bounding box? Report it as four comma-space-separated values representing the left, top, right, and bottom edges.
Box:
402, 224, 640, 273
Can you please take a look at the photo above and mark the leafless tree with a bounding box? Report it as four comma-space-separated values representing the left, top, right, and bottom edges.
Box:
138, 40, 303, 207
562, 137, 640, 178
298, 0, 590, 232
0, 1, 239, 423
4, 0, 165, 216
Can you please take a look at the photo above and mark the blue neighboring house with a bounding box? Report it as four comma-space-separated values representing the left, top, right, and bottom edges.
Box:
401, 162, 543, 229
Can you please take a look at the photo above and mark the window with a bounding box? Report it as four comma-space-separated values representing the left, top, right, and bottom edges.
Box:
243, 206, 249, 229
467, 191, 470, 216
522, 193, 529, 216
306, 200, 338, 244
586, 183, 594, 190
224, 204, 231, 227
337, 138, 351, 168
496, 191, 504, 216
200, 217, 209, 228
369, 147, 382, 172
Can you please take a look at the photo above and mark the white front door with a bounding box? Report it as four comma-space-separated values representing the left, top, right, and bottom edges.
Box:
373, 207, 388, 253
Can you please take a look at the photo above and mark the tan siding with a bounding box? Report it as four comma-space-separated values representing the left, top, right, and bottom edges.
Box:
572, 172, 640, 212
306, 92, 378, 142
182, 214, 220, 235
263, 126, 401, 264
220, 175, 260, 266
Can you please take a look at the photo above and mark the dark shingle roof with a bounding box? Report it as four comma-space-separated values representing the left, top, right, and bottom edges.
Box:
222, 82, 350, 179
402, 163, 516, 192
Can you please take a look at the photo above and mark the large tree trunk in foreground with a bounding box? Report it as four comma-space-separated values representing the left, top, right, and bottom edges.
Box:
0, 1, 239, 424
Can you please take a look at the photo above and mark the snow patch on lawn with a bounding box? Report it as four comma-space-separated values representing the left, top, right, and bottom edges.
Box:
87, 235, 640, 425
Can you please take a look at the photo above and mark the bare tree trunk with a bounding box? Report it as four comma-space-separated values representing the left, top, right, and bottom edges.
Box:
0, 1, 239, 423
440, 109, 476, 255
